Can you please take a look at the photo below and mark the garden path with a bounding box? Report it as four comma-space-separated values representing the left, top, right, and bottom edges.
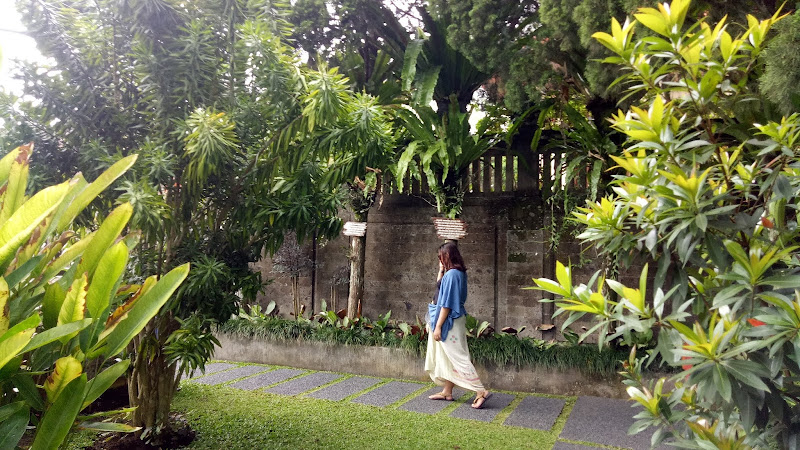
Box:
187, 362, 667, 450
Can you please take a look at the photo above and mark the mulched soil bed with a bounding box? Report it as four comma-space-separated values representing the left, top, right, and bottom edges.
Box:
88, 414, 195, 450
84, 382, 196, 449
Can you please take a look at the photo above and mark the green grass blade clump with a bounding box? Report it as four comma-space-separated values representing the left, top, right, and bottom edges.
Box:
218, 312, 629, 374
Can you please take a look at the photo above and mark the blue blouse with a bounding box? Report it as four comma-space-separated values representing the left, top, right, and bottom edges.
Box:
428, 269, 468, 340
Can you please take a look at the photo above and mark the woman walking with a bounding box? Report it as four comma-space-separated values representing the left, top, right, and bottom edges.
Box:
425, 242, 491, 409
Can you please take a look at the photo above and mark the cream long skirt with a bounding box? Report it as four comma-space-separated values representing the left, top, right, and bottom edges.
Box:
424, 315, 485, 392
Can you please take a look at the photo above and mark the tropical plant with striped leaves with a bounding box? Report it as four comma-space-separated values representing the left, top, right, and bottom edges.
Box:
0, 144, 188, 449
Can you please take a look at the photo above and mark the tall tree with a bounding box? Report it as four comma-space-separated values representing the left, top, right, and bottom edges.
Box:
261, 63, 396, 319
431, 0, 785, 115
2, 0, 383, 441
761, 10, 800, 115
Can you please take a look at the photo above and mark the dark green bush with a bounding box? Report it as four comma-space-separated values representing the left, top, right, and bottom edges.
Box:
218, 312, 631, 375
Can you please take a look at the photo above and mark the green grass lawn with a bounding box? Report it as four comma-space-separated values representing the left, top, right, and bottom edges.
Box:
67, 371, 616, 450
170, 382, 566, 449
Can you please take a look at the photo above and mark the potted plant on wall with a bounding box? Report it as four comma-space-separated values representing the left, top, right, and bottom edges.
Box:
393, 100, 496, 239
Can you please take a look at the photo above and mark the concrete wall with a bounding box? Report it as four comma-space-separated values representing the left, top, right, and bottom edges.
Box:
215, 332, 630, 398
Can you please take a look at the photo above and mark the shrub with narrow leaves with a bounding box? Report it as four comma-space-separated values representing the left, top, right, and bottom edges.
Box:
533, 1, 800, 448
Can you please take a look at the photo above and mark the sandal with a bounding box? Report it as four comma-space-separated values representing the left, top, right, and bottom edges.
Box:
471, 391, 492, 409
428, 391, 454, 401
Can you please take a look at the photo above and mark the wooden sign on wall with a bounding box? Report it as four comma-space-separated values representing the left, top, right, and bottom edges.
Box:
343, 221, 368, 237
432, 218, 467, 241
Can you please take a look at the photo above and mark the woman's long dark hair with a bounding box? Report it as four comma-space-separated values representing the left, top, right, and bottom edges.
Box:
439, 242, 466, 272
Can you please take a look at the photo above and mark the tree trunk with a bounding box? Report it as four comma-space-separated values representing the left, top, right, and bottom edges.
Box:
346, 234, 366, 319
310, 231, 317, 313
291, 276, 299, 319
128, 314, 180, 443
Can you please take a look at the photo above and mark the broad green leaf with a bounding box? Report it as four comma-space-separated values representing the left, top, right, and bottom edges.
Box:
606, 279, 626, 297
555, 261, 572, 291
44, 356, 83, 404
723, 360, 770, 392
0, 143, 31, 225
99, 277, 156, 342
12, 373, 45, 411
401, 38, 423, 91
75, 203, 132, 279
56, 155, 137, 232
669, 320, 699, 342
0, 144, 24, 183
0, 313, 39, 343
724, 240, 750, 272
40, 231, 95, 284
0, 181, 70, 270
532, 278, 570, 297
58, 274, 88, 325
712, 364, 732, 402
30, 176, 86, 256
0, 402, 28, 450
0, 277, 7, 336
32, 374, 86, 450
695, 214, 707, 232
393, 141, 418, 193
634, 11, 669, 36
0, 328, 35, 371
712, 285, 747, 308
13, 217, 51, 269
97, 263, 190, 357
77, 421, 140, 433
22, 319, 92, 354
414, 66, 441, 108
57, 274, 88, 343
760, 275, 800, 289
4, 255, 43, 290
42, 282, 66, 329
82, 359, 130, 409
86, 242, 128, 318
638, 264, 648, 301
733, 387, 757, 432
76, 407, 136, 422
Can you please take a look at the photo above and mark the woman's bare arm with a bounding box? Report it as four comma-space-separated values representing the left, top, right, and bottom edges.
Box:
433, 306, 450, 341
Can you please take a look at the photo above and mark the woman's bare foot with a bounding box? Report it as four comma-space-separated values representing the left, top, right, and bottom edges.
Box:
428, 391, 453, 401
471, 390, 491, 409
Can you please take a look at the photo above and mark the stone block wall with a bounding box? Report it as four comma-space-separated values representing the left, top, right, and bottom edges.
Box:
252, 192, 640, 339
504, 229, 546, 334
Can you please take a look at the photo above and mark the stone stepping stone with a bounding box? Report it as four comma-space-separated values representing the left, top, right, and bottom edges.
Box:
352, 381, 424, 407
188, 365, 270, 386
230, 368, 306, 391
265, 372, 343, 396
398, 386, 469, 414
306, 376, 381, 401
450, 392, 515, 422
503, 396, 565, 430
188, 362, 238, 379
560, 396, 668, 449
552, 442, 605, 450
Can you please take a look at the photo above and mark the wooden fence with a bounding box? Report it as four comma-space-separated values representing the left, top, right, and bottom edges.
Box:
388, 146, 591, 198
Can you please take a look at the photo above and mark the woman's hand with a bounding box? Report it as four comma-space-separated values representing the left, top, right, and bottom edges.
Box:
437, 261, 445, 281
433, 326, 442, 341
